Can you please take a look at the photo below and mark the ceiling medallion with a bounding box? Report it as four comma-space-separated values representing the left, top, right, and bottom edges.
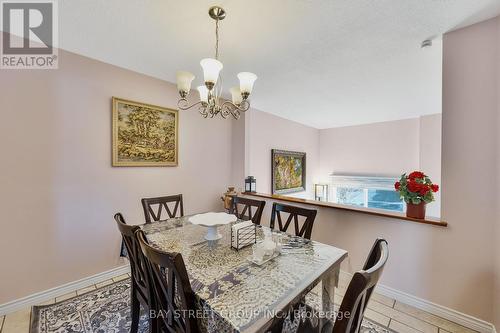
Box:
176, 6, 257, 119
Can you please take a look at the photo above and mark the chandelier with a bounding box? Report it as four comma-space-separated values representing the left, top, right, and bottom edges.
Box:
176, 6, 257, 120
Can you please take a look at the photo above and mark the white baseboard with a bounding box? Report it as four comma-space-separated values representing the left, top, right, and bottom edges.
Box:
339, 270, 495, 333
0, 264, 130, 316
375, 283, 495, 333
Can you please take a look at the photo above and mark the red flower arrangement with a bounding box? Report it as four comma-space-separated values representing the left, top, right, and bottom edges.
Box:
395, 171, 439, 205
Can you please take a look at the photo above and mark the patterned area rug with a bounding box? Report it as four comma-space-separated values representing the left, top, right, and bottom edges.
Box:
30, 278, 393, 333
31, 279, 148, 333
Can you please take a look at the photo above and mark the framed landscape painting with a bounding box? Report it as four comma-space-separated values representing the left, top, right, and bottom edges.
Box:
271, 149, 306, 194
112, 97, 178, 166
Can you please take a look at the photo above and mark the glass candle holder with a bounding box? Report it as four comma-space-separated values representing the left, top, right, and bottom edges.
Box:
252, 243, 265, 263
272, 233, 284, 253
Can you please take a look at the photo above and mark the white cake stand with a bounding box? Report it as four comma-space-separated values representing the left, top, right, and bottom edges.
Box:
189, 212, 237, 241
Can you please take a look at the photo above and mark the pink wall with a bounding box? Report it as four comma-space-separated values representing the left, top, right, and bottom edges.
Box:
0, 48, 233, 304
319, 118, 420, 177
246, 112, 442, 214
419, 114, 442, 217
230, 112, 246, 189
497, 15, 500, 328
318, 115, 442, 217
442, 16, 499, 324
246, 110, 320, 198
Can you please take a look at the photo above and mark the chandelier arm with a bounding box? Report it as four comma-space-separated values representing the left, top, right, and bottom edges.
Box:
220, 106, 230, 118
198, 104, 209, 118
231, 109, 241, 119
210, 105, 217, 118
220, 99, 250, 113
220, 100, 250, 120
178, 98, 206, 111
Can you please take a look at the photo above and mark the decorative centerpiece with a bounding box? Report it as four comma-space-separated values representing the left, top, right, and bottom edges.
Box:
189, 212, 237, 240
221, 186, 238, 212
395, 171, 439, 219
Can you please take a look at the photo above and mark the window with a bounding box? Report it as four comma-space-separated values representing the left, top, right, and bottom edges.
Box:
367, 189, 404, 211
336, 187, 365, 207
331, 175, 404, 213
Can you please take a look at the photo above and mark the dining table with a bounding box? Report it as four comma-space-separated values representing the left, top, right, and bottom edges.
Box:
141, 214, 348, 333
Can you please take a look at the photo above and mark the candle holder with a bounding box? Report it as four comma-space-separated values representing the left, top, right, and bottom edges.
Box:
245, 176, 257, 193
314, 183, 329, 202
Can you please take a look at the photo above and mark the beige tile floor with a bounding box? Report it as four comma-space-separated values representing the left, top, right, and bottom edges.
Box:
334, 273, 478, 333
0, 272, 478, 333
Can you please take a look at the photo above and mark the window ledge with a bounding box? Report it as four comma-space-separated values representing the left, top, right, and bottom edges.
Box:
242, 192, 447, 227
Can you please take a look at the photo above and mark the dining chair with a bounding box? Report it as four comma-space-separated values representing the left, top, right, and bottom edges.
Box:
113, 213, 156, 333
269, 238, 389, 333
136, 229, 200, 333
141, 194, 184, 223
269, 202, 317, 239
230, 196, 266, 225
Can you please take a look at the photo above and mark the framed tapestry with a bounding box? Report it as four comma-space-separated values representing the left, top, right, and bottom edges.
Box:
112, 97, 178, 166
271, 149, 306, 194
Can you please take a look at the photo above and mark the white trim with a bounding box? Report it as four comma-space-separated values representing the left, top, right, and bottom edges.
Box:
375, 284, 495, 333
330, 174, 399, 189
0, 265, 130, 316
339, 270, 495, 333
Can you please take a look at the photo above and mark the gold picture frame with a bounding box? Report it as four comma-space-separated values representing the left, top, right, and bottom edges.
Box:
112, 97, 179, 167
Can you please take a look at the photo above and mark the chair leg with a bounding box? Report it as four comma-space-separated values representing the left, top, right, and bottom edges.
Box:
147, 305, 157, 333
130, 286, 140, 333
148, 316, 157, 333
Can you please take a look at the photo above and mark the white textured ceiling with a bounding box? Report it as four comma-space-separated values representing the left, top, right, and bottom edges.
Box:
57, 0, 500, 128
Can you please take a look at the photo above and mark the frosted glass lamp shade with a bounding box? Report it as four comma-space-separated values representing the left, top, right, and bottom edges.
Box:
230, 87, 243, 105
197, 85, 209, 103
200, 58, 223, 89
176, 71, 195, 95
237, 72, 257, 95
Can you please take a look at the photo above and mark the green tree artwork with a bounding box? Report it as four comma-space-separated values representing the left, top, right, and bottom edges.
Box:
272, 150, 306, 194
112, 98, 178, 166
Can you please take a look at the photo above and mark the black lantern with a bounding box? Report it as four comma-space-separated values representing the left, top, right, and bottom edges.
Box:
245, 176, 257, 193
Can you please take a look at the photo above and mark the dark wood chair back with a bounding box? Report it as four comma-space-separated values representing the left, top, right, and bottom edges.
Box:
113, 213, 152, 308
230, 196, 266, 225
141, 194, 184, 223
136, 229, 200, 333
269, 202, 317, 239
268, 239, 388, 333
333, 238, 389, 333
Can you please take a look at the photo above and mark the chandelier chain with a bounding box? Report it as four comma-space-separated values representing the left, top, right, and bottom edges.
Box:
215, 18, 219, 60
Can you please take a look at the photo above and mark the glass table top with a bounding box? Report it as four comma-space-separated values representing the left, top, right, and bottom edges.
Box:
141, 215, 347, 332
